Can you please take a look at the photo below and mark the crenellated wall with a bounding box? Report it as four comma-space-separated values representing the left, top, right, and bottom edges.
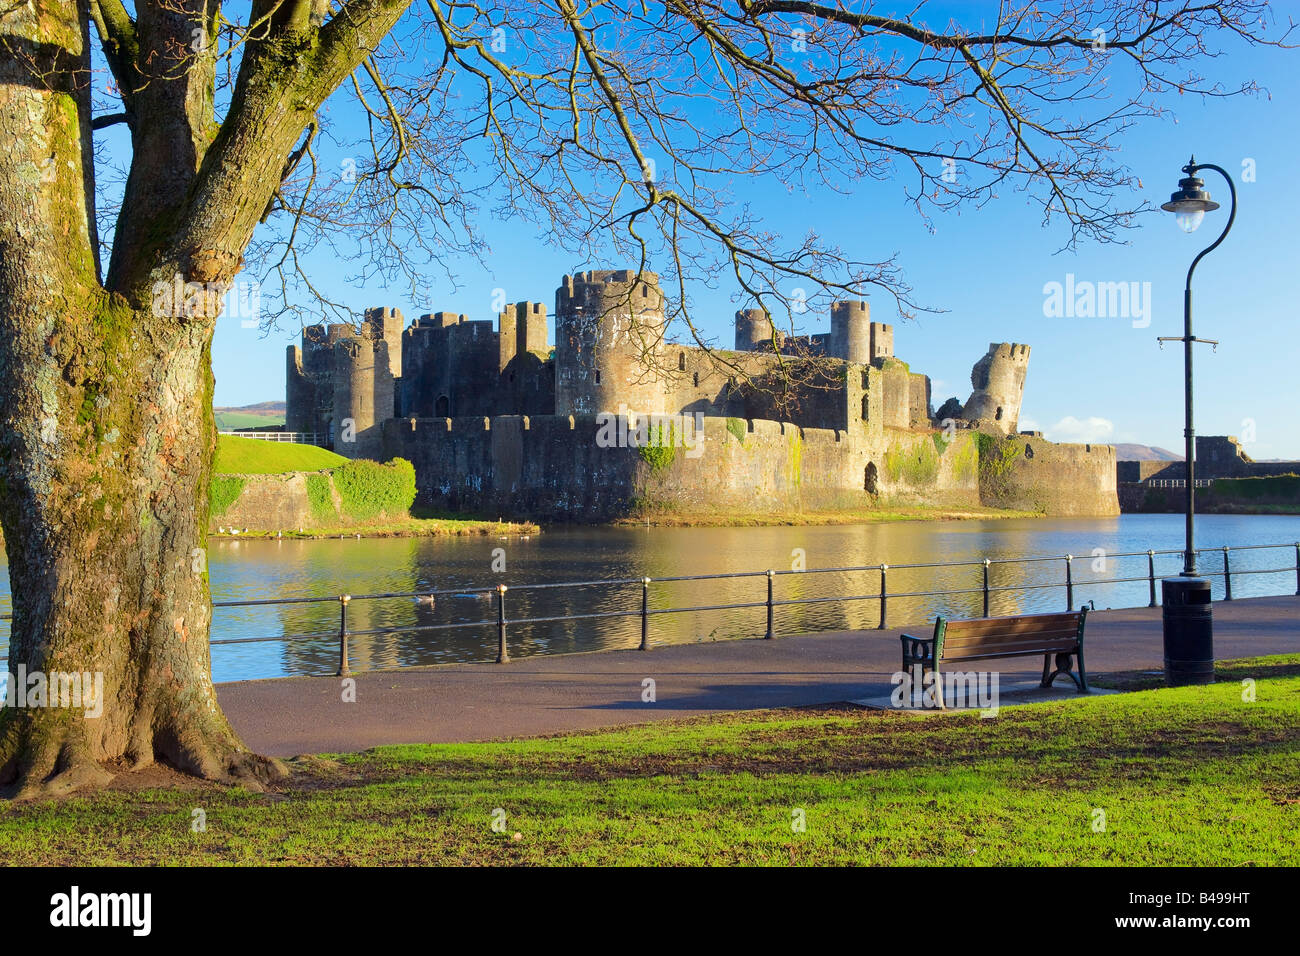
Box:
379, 413, 1114, 520
979, 433, 1119, 516
285, 268, 1119, 521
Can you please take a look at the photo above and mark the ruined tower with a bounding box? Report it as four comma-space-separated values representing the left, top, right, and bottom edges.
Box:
734, 308, 784, 352
555, 270, 666, 415
498, 301, 552, 415
962, 343, 1031, 435
830, 300, 872, 364
363, 307, 405, 379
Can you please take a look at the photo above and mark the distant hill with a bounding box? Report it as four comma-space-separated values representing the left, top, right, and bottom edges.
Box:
215, 401, 285, 431
1114, 443, 1182, 461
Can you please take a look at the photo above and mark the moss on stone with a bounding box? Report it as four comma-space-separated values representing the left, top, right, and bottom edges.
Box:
210, 476, 245, 517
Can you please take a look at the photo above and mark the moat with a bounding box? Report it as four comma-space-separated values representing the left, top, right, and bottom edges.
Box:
2, 514, 1297, 683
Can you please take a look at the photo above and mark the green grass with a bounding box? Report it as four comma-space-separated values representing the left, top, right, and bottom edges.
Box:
214, 435, 347, 475
1, 655, 1296, 865
211, 516, 540, 538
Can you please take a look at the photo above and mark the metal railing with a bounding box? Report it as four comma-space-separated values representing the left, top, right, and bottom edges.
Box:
2, 541, 1297, 675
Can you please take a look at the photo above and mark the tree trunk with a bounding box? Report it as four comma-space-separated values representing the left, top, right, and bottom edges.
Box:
0, 294, 283, 797
0, 1, 281, 797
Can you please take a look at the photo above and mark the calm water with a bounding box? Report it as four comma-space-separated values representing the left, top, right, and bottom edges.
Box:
1, 514, 1297, 681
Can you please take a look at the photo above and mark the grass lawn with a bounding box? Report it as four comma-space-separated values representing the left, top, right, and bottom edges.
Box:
1, 655, 1296, 865
212, 516, 540, 538
214, 434, 347, 474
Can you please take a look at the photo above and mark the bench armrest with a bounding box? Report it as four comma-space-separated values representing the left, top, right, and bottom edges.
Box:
900, 633, 935, 667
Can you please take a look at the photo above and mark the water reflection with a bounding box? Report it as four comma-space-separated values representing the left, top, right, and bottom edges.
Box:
1, 514, 1297, 681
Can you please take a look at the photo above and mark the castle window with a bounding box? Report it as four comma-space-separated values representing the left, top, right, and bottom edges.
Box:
595, 370, 601, 385
435, 395, 449, 417
864, 462, 878, 494
693, 372, 699, 388
861, 395, 869, 421
995, 406, 1003, 421
678, 352, 686, 371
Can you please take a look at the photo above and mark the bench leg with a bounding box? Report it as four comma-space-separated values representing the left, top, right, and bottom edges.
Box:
1040, 654, 1053, 689
1076, 647, 1090, 693
1043, 653, 1085, 692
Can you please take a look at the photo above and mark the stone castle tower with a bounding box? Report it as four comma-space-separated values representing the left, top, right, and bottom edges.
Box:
734, 308, 784, 352
554, 270, 666, 416
962, 343, 1031, 435
733, 299, 893, 364
285, 308, 403, 454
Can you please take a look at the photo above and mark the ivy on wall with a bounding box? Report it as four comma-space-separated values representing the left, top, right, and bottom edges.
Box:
885, 439, 939, 485
306, 473, 336, 522
210, 476, 245, 517
976, 432, 1023, 495
212, 458, 418, 527
638, 422, 678, 472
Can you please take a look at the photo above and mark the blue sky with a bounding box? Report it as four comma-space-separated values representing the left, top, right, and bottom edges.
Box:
207, 5, 1300, 460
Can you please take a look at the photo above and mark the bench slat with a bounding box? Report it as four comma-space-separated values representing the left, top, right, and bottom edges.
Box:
943, 614, 1081, 637
942, 630, 1080, 649
940, 648, 1078, 664
942, 645, 1079, 662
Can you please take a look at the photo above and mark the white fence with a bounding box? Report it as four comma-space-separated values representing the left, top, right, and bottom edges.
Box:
219, 430, 326, 446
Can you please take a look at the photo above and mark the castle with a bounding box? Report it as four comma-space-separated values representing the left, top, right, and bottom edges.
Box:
286, 270, 1118, 519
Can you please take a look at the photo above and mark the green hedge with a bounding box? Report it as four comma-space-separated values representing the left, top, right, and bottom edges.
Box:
331, 458, 417, 521
306, 473, 337, 522
210, 457, 417, 527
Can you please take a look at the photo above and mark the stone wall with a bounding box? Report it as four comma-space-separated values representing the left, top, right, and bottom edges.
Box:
981, 434, 1120, 516
213, 473, 315, 531
378, 413, 1119, 521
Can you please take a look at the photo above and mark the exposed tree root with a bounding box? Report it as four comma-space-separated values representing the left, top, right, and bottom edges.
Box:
0, 711, 286, 801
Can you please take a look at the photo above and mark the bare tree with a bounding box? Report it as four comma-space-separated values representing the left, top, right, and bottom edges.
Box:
0, 0, 1289, 796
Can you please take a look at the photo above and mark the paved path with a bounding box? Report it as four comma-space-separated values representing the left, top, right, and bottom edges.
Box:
218, 595, 1300, 757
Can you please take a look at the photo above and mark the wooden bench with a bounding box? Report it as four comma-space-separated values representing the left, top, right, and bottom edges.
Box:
899, 608, 1090, 707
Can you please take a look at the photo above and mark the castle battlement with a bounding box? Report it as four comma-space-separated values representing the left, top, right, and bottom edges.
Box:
284, 268, 1066, 511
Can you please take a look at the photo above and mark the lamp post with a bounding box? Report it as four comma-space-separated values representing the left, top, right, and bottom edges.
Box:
1157, 156, 1236, 686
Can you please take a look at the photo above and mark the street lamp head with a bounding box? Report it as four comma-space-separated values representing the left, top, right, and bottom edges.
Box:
1161, 156, 1220, 233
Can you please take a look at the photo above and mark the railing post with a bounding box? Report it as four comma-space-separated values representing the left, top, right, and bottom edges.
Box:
495, 584, 509, 663
1147, 550, 1157, 607
765, 570, 775, 639
640, 577, 651, 650
878, 565, 888, 630
1065, 554, 1074, 612
1295, 542, 1300, 596
336, 594, 351, 677
1222, 546, 1233, 601
982, 559, 990, 618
